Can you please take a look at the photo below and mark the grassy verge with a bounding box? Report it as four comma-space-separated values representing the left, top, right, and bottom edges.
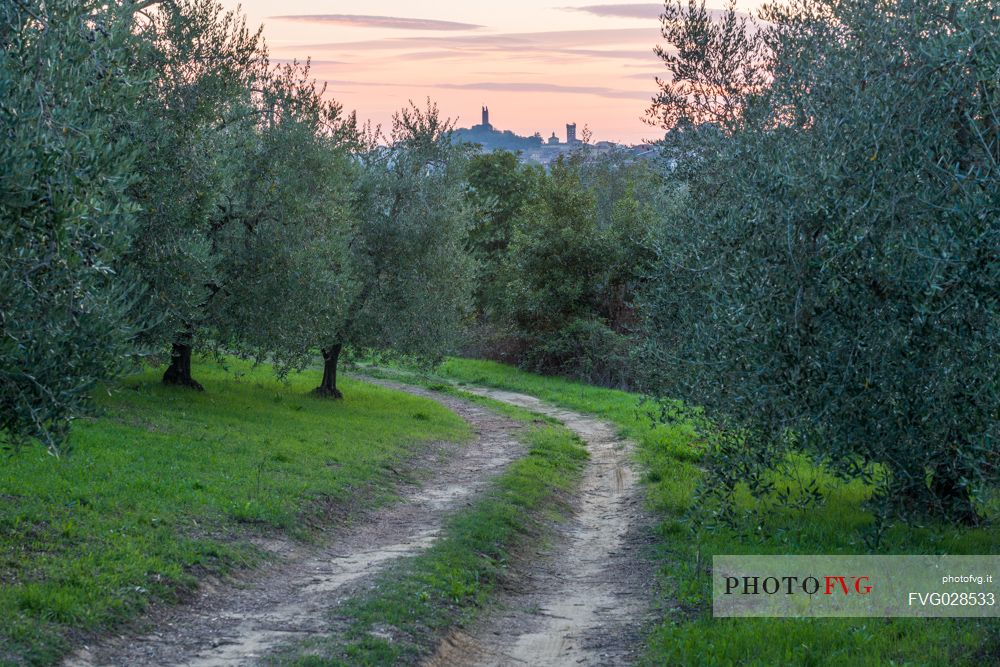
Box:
0, 360, 469, 667
431, 358, 1000, 667
270, 397, 588, 666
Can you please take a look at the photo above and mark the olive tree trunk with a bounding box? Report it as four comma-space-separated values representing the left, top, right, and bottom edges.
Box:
162, 339, 204, 391
314, 344, 343, 399
929, 466, 980, 526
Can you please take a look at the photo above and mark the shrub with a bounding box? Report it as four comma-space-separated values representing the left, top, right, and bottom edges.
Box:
520, 318, 635, 389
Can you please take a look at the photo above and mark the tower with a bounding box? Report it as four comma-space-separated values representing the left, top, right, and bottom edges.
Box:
482, 105, 490, 129
566, 122, 577, 144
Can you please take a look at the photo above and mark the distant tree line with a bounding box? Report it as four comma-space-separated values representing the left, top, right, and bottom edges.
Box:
462, 148, 662, 388
2, 0, 996, 526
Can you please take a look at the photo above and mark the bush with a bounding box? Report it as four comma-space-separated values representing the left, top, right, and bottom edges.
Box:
520, 318, 634, 389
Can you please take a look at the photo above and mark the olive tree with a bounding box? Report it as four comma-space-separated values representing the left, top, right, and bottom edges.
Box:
641, 0, 999, 523
127, 1, 357, 389
313, 101, 474, 398
205, 64, 358, 380
0, 1, 147, 454
124, 0, 270, 389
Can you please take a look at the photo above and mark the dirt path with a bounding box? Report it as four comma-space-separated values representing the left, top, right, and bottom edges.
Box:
64, 381, 653, 667
64, 385, 526, 667
426, 387, 654, 667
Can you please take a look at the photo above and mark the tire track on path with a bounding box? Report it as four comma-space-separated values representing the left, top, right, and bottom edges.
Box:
425, 387, 653, 667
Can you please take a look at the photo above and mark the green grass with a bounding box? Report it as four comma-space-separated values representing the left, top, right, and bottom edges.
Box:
270, 408, 588, 666
433, 358, 1000, 667
0, 360, 470, 667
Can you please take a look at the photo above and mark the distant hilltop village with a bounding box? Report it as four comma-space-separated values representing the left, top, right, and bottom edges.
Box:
453, 106, 640, 166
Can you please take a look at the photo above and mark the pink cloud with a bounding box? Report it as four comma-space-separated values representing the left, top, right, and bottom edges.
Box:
291, 27, 658, 52
563, 4, 663, 20
321, 78, 650, 101
435, 81, 650, 100
269, 14, 482, 31
562, 4, 748, 21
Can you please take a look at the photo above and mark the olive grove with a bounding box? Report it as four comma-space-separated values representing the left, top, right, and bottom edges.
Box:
0, 1, 474, 451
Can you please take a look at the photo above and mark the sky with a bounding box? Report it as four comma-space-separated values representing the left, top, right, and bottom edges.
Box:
220, 2, 761, 145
